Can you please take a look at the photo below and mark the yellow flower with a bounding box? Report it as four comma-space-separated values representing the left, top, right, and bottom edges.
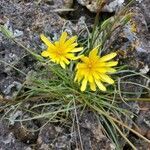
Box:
74, 48, 118, 91
41, 32, 83, 69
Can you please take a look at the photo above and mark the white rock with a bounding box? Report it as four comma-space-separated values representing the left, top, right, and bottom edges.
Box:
77, 0, 125, 12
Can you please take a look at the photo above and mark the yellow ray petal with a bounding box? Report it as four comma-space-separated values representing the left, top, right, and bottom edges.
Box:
60, 61, 66, 69
48, 53, 56, 60
64, 43, 78, 52
106, 68, 116, 73
89, 48, 98, 58
93, 72, 100, 80
87, 74, 93, 83
40, 34, 55, 49
105, 61, 118, 67
99, 74, 114, 84
72, 54, 84, 60
81, 78, 87, 91
95, 62, 106, 67
50, 58, 56, 63
96, 68, 116, 73
59, 32, 68, 44
65, 53, 75, 59
99, 53, 117, 62
74, 71, 83, 82
78, 75, 83, 83
90, 82, 96, 91
95, 80, 106, 91
41, 51, 50, 57
96, 68, 108, 73
55, 57, 60, 64
70, 47, 83, 52
47, 47, 56, 53
80, 56, 89, 63
61, 57, 70, 65
76, 63, 86, 69
68, 43, 78, 48
74, 72, 79, 82
65, 36, 77, 47
54, 41, 59, 47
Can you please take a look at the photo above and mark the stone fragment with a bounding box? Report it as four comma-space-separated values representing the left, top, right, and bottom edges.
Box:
135, 0, 150, 24
77, 0, 125, 12
0, 121, 32, 150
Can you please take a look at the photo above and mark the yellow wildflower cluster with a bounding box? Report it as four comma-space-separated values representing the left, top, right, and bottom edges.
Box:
41, 32, 118, 92
74, 49, 117, 91
41, 32, 83, 69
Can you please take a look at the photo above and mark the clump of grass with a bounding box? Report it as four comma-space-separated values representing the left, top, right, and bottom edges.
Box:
0, 1, 150, 149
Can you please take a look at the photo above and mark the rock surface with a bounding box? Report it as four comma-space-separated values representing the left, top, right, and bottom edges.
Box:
135, 0, 150, 25
0, 121, 32, 150
105, 6, 149, 99
0, 0, 72, 99
135, 102, 150, 140
48, 0, 73, 11
36, 110, 114, 150
0, 0, 150, 149
77, 0, 125, 12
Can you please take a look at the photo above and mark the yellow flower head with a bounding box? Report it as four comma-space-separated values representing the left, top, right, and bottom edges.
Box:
74, 48, 118, 91
41, 32, 83, 69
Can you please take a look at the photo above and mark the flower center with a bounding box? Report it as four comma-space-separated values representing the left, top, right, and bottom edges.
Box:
88, 64, 92, 69
56, 50, 63, 56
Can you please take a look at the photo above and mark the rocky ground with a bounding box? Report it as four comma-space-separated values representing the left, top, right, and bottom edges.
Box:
0, 0, 150, 149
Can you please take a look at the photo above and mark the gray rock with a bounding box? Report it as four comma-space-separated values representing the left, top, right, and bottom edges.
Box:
107, 7, 150, 72
129, 7, 150, 71
76, 0, 125, 12
103, 0, 125, 12
50, 0, 73, 11
135, 0, 150, 25
134, 102, 150, 140
71, 110, 115, 150
13, 121, 39, 144
37, 111, 115, 150
14, 29, 23, 37
0, 77, 22, 98
0, 121, 32, 150
62, 16, 89, 38
37, 123, 70, 150
0, 0, 71, 99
